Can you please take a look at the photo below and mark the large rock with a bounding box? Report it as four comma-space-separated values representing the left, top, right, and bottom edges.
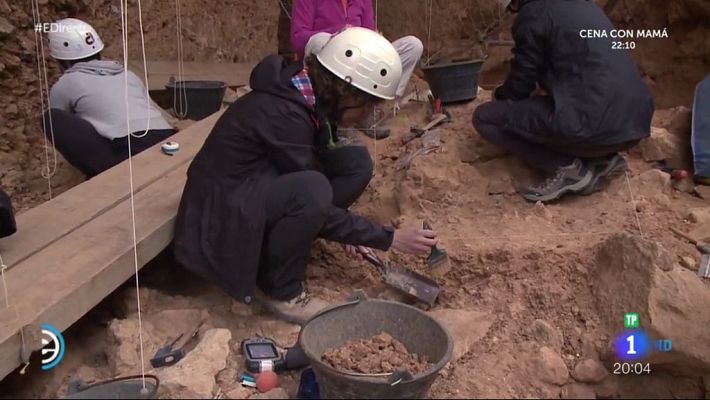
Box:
563, 383, 597, 399
664, 106, 692, 138
107, 319, 159, 375
639, 127, 685, 162
687, 208, 710, 224
572, 359, 608, 384
155, 328, 232, 398
536, 346, 569, 386
530, 319, 563, 353
629, 169, 671, 201
429, 309, 492, 362
592, 233, 710, 374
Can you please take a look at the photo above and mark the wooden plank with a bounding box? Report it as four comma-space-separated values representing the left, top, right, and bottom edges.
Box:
0, 162, 190, 380
0, 110, 223, 271
127, 60, 254, 91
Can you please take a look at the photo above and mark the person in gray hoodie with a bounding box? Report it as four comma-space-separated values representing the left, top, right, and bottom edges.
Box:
44, 18, 175, 178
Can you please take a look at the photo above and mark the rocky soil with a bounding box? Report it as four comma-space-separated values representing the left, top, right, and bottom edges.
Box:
321, 332, 432, 375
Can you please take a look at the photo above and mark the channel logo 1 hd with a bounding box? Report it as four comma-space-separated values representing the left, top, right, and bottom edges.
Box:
40, 323, 65, 371
614, 313, 671, 360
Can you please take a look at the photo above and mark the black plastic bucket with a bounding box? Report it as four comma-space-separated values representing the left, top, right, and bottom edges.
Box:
165, 80, 226, 120
298, 292, 453, 399
421, 60, 484, 104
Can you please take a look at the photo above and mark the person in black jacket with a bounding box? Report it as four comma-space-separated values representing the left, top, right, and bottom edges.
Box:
0, 188, 16, 238
173, 28, 438, 325
473, 0, 654, 203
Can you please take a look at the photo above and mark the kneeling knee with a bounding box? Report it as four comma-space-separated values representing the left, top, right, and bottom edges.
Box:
296, 171, 332, 216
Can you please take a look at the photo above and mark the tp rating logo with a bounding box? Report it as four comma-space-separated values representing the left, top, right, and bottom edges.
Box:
624, 312, 639, 328
40, 323, 65, 370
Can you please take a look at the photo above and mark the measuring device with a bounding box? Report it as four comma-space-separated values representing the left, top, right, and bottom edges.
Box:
240, 337, 309, 373
241, 337, 286, 373
161, 141, 180, 156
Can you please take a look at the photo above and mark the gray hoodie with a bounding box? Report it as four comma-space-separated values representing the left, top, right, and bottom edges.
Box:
49, 60, 172, 140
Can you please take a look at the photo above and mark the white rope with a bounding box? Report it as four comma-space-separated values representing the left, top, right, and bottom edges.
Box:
31, 0, 58, 199
624, 170, 644, 239
0, 253, 9, 309
173, 0, 188, 119
118, 0, 147, 388
128, 0, 152, 138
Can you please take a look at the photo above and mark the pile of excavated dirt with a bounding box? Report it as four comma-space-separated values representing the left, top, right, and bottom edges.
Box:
321, 332, 431, 375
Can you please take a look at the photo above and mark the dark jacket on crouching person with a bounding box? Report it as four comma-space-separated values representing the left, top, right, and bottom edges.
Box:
173, 55, 393, 304
495, 0, 654, 146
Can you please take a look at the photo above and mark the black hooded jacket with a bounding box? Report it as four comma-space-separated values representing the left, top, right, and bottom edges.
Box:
495, 0, 654, 145
173, 55, 393, 303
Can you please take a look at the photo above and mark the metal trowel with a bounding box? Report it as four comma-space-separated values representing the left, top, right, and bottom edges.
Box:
358, 247, 441, 308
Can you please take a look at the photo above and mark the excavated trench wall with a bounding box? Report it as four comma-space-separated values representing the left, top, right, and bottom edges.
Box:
1, 0, 709, 211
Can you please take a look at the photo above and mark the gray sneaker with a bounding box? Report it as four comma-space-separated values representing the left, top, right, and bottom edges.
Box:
259, 290, 329, 326
355, 109, 390, 140
522, 158, 593, 203
581, 154, 628, 195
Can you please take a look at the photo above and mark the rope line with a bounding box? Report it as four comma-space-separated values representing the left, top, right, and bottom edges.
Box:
128, 0, 152, 138
173, 0, 188, 119
625, 170, 644, 239
31, 0, 58, 199
118, 0, 148, 388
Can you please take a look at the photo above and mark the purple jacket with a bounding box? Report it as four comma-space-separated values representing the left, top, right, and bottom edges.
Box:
290, 0, 375, 59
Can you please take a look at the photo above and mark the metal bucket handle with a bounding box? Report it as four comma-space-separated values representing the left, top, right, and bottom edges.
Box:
63, 374, 160, 399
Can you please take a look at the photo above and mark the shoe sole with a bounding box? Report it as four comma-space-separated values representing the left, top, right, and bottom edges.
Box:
522, 170, 594, 203
581, 157, 628, 195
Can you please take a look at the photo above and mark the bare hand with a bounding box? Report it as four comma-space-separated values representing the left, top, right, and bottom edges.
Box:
391, 228, 438, 254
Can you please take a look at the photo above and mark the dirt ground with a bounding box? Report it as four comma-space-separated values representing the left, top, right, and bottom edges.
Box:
1, 0, 710, 399
2, 81, 710, 398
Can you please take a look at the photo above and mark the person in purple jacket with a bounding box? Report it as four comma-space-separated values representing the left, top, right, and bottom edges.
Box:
290, 0, 423, 140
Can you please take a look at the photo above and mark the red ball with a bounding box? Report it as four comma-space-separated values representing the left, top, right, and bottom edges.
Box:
256, 371, 279, 393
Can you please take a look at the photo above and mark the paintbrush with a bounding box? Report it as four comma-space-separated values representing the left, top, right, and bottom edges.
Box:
422, 220, 450, 273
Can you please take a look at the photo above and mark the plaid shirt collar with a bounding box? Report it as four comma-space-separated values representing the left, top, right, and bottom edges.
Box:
291, 67, 316, 110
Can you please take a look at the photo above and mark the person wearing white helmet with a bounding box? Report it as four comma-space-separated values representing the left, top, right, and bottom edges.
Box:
43, 18, 175, 178
290, 0, 424, 140
173, 27, 438, 325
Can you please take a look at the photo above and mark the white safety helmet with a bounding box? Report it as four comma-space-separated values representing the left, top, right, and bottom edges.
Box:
48, 18, 104, 61
316, 27, 403, 100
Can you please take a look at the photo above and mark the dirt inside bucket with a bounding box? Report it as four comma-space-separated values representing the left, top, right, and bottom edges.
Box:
321, 332, 432, 375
